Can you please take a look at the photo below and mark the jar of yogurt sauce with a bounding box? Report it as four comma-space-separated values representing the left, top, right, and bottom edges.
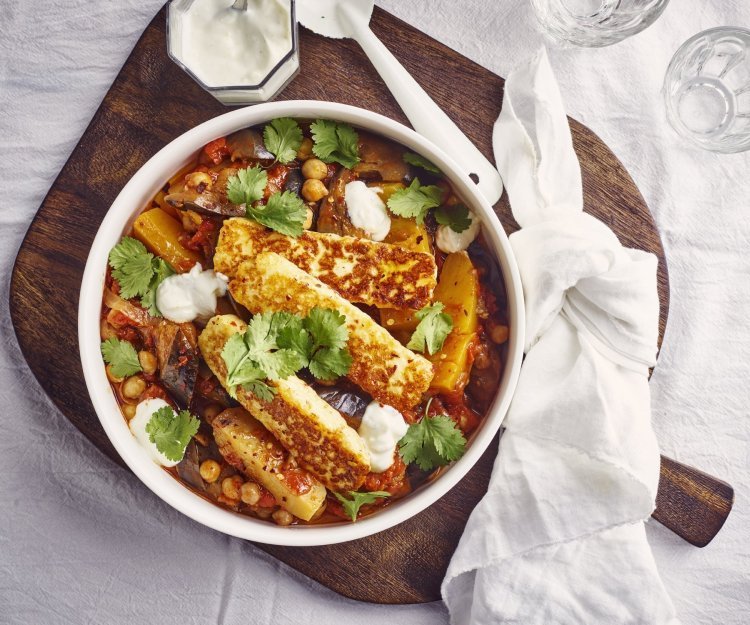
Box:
167, 0, 299, 105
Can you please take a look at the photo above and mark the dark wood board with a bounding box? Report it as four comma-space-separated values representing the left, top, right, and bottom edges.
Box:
9, 5, 733, 605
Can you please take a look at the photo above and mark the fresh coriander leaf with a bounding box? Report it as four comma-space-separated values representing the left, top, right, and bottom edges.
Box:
108, 236, 155, 299
398, 414, 467, 471
387, 178, 444, 225
226, 166, 268, 206
403, 151, 441, 174
243, 380, 277, 402
407, 302, 453, 355
434, 204, 472, 234
275, 315, 313, 364
140, 258, 175, 316
310, 119, 360, 168
334, 490, 390, 522
263, 117, 303, 164
145, 406, 200, 463
255, 348, 307, 381
101, 337, 142, 378
303, 307, 349, 350
247, 191, 307, 237
309, 347, 353, 381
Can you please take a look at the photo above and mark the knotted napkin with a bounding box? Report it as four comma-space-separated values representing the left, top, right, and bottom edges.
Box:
442, 48, 679, 625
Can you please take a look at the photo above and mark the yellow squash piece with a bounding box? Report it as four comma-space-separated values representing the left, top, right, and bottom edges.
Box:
133, 208, 201, 272
213, 218, 437, 310
212, 407, 327, 521
228, 252, 434, 413
429, 251, 479, 394
198, 315, 371, 492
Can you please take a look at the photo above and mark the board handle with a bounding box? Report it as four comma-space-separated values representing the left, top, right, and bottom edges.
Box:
652, 455, 734, 547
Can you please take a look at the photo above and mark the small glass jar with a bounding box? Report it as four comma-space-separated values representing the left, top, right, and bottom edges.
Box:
167, 0, 299, 105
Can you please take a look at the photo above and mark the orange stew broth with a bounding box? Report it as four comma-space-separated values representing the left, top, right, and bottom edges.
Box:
101, 125, 509, 525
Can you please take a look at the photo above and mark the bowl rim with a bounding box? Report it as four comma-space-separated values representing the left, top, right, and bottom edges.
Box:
78, 100, 524, 546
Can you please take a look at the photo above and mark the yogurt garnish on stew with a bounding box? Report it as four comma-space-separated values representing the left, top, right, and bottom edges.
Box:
129, 398, 180, 467
156, 263, 228, 323
435, 210, 481, 253
177, 0, 293, 88
358, 401, 409, 472
345, 181, 391, 241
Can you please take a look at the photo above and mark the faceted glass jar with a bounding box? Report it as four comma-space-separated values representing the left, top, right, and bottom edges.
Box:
167, 0, 299, 105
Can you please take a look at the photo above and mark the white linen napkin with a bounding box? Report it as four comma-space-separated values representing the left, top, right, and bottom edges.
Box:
442, 48, 680, 625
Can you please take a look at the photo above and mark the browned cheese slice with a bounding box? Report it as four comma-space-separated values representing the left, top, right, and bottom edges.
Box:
198, 315, 371, 492
213, 218, 436, 310
228, 252, 434, 413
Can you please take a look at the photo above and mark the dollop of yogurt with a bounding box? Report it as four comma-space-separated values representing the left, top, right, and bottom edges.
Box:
156, 263, 228, 323
358, 401, 409, 473
345, 181, 391, 241
129, 398, 179, 467
435, 211, 481, 253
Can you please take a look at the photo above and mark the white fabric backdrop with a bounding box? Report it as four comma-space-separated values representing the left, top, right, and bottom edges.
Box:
1, 1, 747, 623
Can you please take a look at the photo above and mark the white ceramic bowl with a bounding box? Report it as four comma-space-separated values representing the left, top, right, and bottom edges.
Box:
79, 101, 524, 546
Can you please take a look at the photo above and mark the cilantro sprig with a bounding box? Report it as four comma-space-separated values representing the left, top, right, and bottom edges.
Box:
386, 178, 444, 225
221, 312, 306, 401
221, 307, 353, 400
406, 302, 453, 355
101, 337, 142, 378
108, 237, 174, 316
398, 399, 467, 471
226, 166, 306, 237
334, 490, 390, 522
310, 119, 360, 169
263, 117, 303, 164
145, 405, 200, 463
434, 204, 472, 233
403, 151, 441, 174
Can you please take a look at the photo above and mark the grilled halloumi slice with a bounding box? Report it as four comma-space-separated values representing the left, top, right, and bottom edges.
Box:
213, 218, 437, 310
198, 315, 370, 492
229, 252, 434, 412
212, 407, 326, 521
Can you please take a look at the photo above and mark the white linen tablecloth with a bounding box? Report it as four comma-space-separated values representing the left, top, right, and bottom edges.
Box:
1, 1, 748, 623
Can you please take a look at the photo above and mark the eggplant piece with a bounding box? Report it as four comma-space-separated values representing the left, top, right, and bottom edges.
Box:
165, 168, 245, 218
284, 168, 303, 197
226, 128, 274, 161
154, 321, 199, 408
316, 167, 366, 237
176, 441, 205, 490
353, 131, 410, 182
315, 383, 372, 428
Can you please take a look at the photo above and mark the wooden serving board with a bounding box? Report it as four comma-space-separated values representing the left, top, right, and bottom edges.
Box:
9, 5, 732, 605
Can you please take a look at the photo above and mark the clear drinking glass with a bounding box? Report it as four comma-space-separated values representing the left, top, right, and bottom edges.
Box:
530, 0, 670, 47
663, 27, 750, 153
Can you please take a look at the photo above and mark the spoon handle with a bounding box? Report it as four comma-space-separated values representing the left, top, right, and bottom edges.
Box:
340, 8, 504, 204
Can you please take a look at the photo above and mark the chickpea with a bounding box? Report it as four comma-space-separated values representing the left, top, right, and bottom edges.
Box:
303, 207, 314, 230
200, 459, 221, 483
473, 343, 492, 370
301, 158, 328, 180
106, 364, 123, 384
254, 507, 273, 520
490, 325, 509, 345
138, 351, 157, 375
240, 482, 261, 505
302, 179, 329, 203
202, 403, 223, 422
272, 509, 294, 526
221, 475, 243, 501
122, 376, 146, 399
296, 137, 313, 160
185, 171, 212, 191
122, 403, 137, 421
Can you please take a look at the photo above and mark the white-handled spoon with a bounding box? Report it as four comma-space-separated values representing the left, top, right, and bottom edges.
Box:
297, 0, 504, 204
